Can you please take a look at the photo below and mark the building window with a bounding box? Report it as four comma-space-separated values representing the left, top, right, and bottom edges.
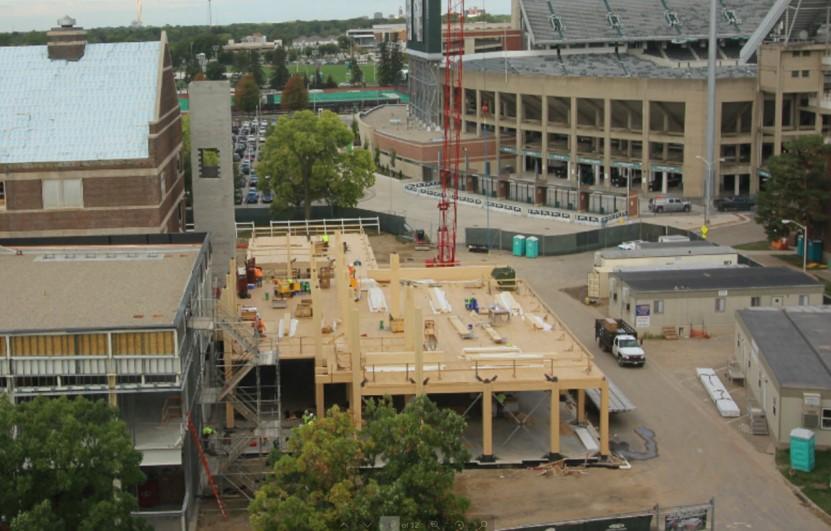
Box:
0, 181, 5, 210
799, 294, 809, 306
198, 148, 221, 178
751, 296, 761, 307
802, 70, 810, 78
791, 70, 799, 78
822, 408, 831, 430
715, 297, 726, 313
42, 179, 83, 209
654, 300, 664, 314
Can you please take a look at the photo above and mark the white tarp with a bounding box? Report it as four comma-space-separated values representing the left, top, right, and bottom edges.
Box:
429, 287, 452, 314
696, 368, 740, 417
367, 287, 388, 313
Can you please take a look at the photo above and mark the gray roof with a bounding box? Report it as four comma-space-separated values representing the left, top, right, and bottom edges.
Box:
464, 52, 757, 80
737, 306, 831, 390
616, 267, 821, 293
0, 243, 201, 333
0, 41, 161, 165
520, 0, 777, 45
598, 243, 737, 261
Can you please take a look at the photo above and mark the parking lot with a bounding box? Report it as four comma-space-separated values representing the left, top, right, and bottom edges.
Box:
451, 244, 829, 530
233, 117, 274, 207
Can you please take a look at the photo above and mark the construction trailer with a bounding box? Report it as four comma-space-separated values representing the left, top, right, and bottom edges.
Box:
588, 241, 739, 300
0, 233, 214, 531
230, 222, 613, 463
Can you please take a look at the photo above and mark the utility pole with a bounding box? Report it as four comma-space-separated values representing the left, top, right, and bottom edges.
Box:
704, 0, 717, 226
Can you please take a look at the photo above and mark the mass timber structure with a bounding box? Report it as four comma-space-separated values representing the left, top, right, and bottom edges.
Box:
230, 228, 610, 460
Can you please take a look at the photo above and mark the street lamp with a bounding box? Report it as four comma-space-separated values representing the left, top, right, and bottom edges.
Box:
782, 219, 808, 272
696, 155, 726, 226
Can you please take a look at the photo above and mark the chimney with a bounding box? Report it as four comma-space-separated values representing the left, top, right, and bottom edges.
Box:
47, 16, 87, 61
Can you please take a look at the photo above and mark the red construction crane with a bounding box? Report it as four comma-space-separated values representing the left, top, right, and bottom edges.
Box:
431, 0, 465, 267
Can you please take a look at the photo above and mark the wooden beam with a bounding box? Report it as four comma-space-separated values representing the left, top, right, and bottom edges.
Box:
349, 309, 362, 427
414, 308, 424, 396
389, 253, 401, 320
367, 265, 496, 283
549, 381, 561, 457
599, 379, 610, 456
481, 386, 495, 461
310, 255, 327, 369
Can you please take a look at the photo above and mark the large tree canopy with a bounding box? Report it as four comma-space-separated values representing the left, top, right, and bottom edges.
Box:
0, 396, 148, 531
281, 74, 309, 111
755, 135, 831, 240
258, 110, 375, 218
269, 47, 291, 90
248, 397, 471, 530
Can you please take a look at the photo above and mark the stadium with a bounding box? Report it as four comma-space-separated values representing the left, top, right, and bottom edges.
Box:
358, 0, 831, 210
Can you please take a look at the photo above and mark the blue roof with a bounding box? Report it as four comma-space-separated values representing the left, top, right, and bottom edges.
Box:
0, 41, 161, 164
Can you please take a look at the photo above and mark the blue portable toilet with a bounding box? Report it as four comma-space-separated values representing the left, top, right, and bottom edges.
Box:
808, 240, 823, 263
790, 428, 816, 472
796, 233, 805, 257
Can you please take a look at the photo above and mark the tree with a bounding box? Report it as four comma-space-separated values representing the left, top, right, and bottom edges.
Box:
282, 75, 309, 111
0, 396, 148, 531
755, 135, 831, 240
351, 116, 360, 144
249, 397, 471, 530
337, 35, 351, 52
249, 51, 266, 86
324, 74, 337, 89
192, 71, 206, 82
258, 110, 375, 219
270, 47, 291, 90
377, 41, 390, 86
388, 43, 403, 86
349, 59, 363, 85
235, 74, 261, 113
206, 61, 226, 80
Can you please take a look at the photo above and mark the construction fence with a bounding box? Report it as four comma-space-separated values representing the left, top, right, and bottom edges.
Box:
465, 222, 701, 257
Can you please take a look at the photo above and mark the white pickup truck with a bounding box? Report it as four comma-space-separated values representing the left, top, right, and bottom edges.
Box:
595, 319, 646, 367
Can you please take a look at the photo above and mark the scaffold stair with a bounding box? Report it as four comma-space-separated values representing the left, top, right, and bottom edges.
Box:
186, 414, 228, 520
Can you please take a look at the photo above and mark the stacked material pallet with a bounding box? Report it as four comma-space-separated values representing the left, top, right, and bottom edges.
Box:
367, 287, 388, 313
496, 292, 523, 316
696, 368, 740, 417
429, 287, 453, 314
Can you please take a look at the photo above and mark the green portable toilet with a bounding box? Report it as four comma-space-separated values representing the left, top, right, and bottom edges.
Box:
790, 428, 816, 472
526, 236, 539, 258
512, 235, 526, 256
808, 240, 824, 263
796, 233, 805, 257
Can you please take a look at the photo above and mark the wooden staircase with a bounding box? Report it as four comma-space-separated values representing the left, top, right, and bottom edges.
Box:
750, 407, 769, 436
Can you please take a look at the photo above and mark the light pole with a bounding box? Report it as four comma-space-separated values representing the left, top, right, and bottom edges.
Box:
783, 219, 808, 272
705, 0, 717, 230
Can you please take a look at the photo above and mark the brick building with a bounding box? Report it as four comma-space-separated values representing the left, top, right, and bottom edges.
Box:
0, 17, 185, 237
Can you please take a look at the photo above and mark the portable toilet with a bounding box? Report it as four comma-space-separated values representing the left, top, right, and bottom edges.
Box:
512, 235, 526, 256
809, 240, 824, 263
796, 233, 805, 257
526, 236, 539, 258
790, 428, 816, 472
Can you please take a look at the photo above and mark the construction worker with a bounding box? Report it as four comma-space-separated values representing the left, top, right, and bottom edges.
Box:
321, 234, 329, 249
202, 425, 216, 454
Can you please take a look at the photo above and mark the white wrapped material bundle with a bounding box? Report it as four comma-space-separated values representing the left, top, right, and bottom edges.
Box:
367, 287, 388, 313
696, 368, 740, 417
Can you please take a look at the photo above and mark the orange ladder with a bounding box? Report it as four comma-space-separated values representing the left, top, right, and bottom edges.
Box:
186, 414, 228, 520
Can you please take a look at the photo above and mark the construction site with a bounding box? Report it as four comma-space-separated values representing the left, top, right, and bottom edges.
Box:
204, 223, 612, 490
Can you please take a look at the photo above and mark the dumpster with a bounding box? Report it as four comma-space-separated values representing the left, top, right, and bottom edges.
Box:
790, 428, 816, 472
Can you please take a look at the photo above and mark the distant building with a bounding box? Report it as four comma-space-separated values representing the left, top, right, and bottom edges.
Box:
291, 35, 339, 49
736, 307, 831, 447
0, 17, 185, 237
373, 11, 384, 19
223, 33, 283, 52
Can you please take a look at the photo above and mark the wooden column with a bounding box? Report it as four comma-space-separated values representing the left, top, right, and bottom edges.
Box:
599, 379, 610, 456
335, 231, 350, 334
389, 253, 401, 320
315, 382, 325, 417
414, 308, 424, 396
576, 388, 586, 425
481, 386, 495, 462
310, 255, 326, 368
349, 309, 362, 427
285, 233, 292, 279
403, 285, 415, 351
548, 381, 561, 459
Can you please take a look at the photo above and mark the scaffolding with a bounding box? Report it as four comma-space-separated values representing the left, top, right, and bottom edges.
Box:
408, 54, 443, 128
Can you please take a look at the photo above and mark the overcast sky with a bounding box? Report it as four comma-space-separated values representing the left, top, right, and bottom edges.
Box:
0, 0, 509, 32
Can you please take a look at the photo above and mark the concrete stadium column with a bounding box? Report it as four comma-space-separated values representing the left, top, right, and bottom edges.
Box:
570, 96, 578, 185
662, 171, 668, 194
476, 90, 483, 136
481, 386, 495, 461
548, 381, 561, 459
600, 379, 610, 456
642, 100, 651, 193
542, 95, 550, 178
603, 98, 612, 187
577, 388, 586, 424
515, 95, 523, 173
495, 92, 502, 173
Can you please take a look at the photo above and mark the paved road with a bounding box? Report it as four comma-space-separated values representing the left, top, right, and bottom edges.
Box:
455, 247, 828, 530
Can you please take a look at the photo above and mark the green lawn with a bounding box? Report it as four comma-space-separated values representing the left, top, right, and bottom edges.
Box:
776, 449, 831, 515
264, 63, 378, 85
734, 240, 772, 251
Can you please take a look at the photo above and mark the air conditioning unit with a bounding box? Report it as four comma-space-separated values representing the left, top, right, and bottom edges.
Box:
803, 413, 819, 429
804, 392, 821, 410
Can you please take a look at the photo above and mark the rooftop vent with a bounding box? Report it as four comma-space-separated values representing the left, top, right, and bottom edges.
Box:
549, 15, 565, 33
664, 11, 681, 28
47, 15, 87, 62
607, 13, 622, 30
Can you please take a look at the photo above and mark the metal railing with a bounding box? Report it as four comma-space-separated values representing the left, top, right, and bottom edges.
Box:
234, 217, 381, 239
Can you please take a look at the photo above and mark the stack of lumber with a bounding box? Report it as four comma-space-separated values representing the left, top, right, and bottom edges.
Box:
448, 315, 473, 339
429, 287, 452, 314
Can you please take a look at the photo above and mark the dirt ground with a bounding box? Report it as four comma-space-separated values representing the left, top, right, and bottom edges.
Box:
367, 233, 429, 265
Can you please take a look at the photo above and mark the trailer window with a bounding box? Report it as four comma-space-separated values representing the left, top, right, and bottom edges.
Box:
653, 300, 664, 314
715, 298, 726, 313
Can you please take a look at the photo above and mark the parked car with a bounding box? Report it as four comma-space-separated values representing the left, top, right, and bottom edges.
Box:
245, 190, 259, 204
714, 195, 755, 212
262, 190, 273, 203
648, 196, 691, 213
234, 188, 243, 205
